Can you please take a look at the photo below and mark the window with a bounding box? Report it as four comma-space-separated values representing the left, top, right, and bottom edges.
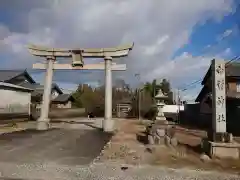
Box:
236, 82, 240, 92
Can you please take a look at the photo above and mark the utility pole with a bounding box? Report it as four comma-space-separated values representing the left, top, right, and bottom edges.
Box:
139, 88, 141, 121
177, 88, 187, 124
177, 88, 180, 124
135, 73, 141, 121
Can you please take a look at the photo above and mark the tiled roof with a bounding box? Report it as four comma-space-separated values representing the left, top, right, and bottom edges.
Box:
52, 94, 73, 103
0, 70, 35, 83
19, 82, 63, 97
0, 82, 33, 92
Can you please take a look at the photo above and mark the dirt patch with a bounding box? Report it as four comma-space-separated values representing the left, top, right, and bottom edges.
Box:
97, 120, 240, 174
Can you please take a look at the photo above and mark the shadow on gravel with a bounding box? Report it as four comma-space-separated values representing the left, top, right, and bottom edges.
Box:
0, 128, 113, 166
73, 130, 113, 161
178, 142, 203, 154
51, 120, 103, 130
0, 128, 59, 142
136, 132, 148, 145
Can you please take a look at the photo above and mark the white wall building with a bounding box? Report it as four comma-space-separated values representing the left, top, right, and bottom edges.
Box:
0, 82, 33, 117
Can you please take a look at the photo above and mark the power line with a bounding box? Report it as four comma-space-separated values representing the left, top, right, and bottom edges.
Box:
225, 55, 240, 66
179, 56, 240, 92
176, 26, 238, 91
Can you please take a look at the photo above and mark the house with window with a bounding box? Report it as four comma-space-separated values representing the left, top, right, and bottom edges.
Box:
19, 82, 64, 103
195, 62, 240, 135
0, 69, 72, 113
0, 82, 33, 120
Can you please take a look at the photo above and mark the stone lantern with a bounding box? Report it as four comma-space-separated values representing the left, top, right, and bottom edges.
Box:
155, 89, 168, 122
146, 89, 170, 146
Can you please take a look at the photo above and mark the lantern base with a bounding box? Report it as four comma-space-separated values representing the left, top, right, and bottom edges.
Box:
156, 116, 166, 121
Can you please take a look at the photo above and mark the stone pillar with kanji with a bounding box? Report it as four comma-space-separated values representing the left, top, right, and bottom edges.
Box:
203, 59, 240, 159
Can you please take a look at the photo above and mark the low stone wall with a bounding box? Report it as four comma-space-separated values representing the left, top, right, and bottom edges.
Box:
31, 108, 86, 120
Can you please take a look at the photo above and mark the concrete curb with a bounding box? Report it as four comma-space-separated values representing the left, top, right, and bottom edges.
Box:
0, 127, 26, 135
91, 140, 112, 166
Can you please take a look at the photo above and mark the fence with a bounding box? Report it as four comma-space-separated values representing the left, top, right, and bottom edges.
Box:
0, 104, 29, 114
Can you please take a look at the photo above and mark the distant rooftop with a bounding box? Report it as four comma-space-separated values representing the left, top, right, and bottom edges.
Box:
0, 69, 35, 83
52, 94, 74, 103
0, 82, 33, 92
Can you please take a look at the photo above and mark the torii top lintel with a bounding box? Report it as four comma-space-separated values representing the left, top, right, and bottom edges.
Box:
28, 43, 134, 58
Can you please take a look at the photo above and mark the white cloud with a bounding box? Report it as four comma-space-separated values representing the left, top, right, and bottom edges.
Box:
0, 0, 235, 88
217, 29, 233, 42
221, 47, 232, 57
143, 35, 169, 55
147, 52, 212, 83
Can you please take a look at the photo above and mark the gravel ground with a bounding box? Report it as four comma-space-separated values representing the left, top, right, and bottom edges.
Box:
0, 162, 239, 180
0, 128, 112, 165
0, 119, 238, 179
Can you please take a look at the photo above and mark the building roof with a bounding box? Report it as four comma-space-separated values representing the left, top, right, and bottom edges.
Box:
0, 70, 36, 83
19, 82, 63, 95
19, 81, 41, 89
0, 82, 33, 92
52, 94, 74, 103
52, 83, 63, 94
196, 61, 240, 102
18, 81, 64, 103
202, 62, 240, 85
195, 85, 210, 102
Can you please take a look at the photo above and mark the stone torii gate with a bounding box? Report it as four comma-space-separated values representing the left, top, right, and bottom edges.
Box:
28, 44, 134, 132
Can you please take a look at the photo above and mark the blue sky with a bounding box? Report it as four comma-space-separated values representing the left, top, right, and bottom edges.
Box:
170, 3, 240, 100
0, 1, 239, 100
174, 8, 240, 58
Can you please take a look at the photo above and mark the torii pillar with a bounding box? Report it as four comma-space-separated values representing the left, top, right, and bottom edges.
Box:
104, 56, 113, 131
28, 44, 134, 132
37, 56, 55, 130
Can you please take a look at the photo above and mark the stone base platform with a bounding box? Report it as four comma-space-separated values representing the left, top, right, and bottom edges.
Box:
95, 118, 103, 129
205, 141, 240, 159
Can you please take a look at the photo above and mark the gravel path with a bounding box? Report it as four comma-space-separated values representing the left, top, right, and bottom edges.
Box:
0, 162, 239, 180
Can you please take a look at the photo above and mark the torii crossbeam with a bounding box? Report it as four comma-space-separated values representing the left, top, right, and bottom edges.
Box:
28, 43, 134, 132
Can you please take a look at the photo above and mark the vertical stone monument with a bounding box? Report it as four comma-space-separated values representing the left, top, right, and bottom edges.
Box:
204, 59, 240, 159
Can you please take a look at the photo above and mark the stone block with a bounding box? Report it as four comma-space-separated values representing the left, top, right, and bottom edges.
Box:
156, 129, 165, 137
95, 118, 103, 129
148, 135, 155, 145
207, 141, 240, 159
170, 137, 178, 147
227, 133, 233, 143
156, 116, 166, 121
103, 119, 115, 132
200, 153, 211, 162
164, 135, 171, 146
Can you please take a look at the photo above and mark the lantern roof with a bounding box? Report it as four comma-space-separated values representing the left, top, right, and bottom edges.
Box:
155, 89, 168, 99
